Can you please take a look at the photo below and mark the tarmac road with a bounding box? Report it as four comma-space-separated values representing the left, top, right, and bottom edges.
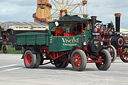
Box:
0, 54, 128, 85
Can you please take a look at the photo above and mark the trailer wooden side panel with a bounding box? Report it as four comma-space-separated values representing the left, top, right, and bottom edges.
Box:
16, 32, 49, 46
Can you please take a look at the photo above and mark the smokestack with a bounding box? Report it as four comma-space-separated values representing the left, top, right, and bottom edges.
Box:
114, 13, 121, 32
91, 16, 97, 33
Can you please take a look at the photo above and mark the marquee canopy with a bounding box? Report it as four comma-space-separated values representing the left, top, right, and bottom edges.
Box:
0, 22, 48, 30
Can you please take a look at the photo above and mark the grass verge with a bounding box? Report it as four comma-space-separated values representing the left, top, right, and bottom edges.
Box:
0, 45, 22, 54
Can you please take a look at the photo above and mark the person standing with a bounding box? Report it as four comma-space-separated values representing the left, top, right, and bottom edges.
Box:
0, 26, 2, 50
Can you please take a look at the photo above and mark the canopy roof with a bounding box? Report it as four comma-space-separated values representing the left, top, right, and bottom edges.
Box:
0, 22, 47, 30
50, 15, 102, 23
50, 18, 102, 23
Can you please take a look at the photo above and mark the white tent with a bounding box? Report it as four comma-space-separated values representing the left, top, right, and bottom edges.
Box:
0, 22, 48, 31
120, 28, 128, 34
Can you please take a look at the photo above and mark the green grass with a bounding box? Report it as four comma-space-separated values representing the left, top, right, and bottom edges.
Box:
0, 45, 22, 54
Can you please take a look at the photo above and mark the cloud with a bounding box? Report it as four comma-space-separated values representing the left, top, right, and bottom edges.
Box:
88, 0, 128, 29
1, 0, 36, 6
0, 0, 36, 22
0, 0, 128, 29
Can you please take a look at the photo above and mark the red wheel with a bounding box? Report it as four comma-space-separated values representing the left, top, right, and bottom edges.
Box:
96, 49, 111, 71
73, 54, 82, 68
71, 49, 87, 71
24, 50, 37, 68
25, 53, 32, 66
120, 46, 128, 63
106, 45, 117, 63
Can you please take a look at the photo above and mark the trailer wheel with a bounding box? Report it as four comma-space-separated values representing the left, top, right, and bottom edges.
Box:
54, 60, 68, 68
106, 45, 117, 63
71, 49, 87, 71
24, 50, 37, 68
63, 62, 69, 68
3, 45, 8, 53
34, 52, 42, 68
120, 46, 128, 63
96, 49, 111, 71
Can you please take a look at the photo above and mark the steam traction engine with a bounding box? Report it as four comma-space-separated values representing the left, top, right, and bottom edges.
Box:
16, 15, 111, 71
98, 13, 128, 62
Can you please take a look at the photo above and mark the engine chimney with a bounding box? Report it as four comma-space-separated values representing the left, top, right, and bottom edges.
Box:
114, 13, 121, 32
91, 16, 97, 33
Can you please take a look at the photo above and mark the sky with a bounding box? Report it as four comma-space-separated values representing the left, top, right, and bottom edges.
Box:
0, 0, 128, 29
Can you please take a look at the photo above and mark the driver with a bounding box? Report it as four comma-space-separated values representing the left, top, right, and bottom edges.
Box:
55, 25, 64, 36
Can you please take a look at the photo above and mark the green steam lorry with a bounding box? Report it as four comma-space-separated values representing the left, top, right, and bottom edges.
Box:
16, 15, 111, 71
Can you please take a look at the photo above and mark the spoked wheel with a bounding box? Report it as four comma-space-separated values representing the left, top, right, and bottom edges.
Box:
96, 49, 111, 71
63, 62, 69, 68
120, 46, 128, 63
3, 45, 8, 53
54, 54, 69, 68
106, 45, 117, 63
54, 60, 69, 68
24, 50, 37, 68
71, 49, 87, 71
